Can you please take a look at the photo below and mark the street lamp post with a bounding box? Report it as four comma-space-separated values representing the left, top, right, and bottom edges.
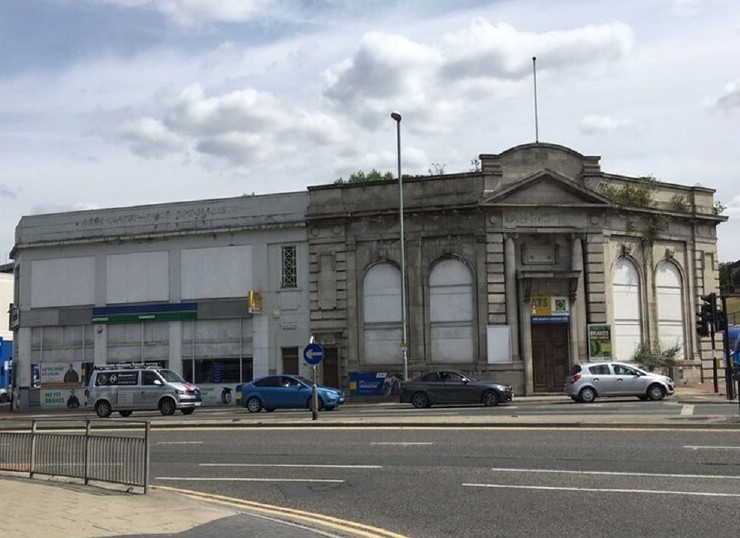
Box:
391, 111, 408, 383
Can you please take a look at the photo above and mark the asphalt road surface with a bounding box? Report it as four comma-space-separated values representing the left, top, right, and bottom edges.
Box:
149, 425, 740, 538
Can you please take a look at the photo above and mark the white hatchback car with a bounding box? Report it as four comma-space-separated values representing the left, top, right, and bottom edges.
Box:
0, 387, 9, 404
566, 362, 675, 403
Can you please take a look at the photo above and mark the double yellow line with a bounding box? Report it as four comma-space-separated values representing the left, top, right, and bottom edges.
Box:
154, 485, 409, 538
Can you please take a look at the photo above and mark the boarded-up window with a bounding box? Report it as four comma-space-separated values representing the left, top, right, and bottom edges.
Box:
612, 258, 642, 361
363, 263, 402, 365
656, 261, 685, 359
430, 259, 474, 363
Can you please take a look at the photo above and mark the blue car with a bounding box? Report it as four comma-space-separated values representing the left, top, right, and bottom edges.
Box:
240, 374, 345, 413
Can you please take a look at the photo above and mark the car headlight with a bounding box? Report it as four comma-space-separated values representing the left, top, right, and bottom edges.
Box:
325, 390, 338, 398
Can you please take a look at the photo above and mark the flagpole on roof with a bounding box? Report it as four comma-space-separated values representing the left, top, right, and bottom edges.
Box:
532, 56, 539, 143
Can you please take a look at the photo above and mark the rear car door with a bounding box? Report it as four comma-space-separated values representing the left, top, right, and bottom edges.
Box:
588, 364, 616, 396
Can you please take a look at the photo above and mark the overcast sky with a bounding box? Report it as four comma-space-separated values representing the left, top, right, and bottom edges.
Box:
1, 0, 738, 263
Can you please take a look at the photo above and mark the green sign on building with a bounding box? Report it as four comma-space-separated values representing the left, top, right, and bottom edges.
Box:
587, 324, 612, 361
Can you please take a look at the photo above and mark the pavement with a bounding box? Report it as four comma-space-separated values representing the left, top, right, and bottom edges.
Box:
1, 383, 739, 538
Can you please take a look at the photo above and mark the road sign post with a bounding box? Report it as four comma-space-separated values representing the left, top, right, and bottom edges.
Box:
304, 342, 324, 421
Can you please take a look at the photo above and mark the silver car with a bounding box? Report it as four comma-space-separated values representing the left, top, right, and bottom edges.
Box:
565, 362, 675, 403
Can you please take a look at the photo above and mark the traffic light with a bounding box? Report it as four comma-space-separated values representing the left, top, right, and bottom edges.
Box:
716, 309, 728, 332
696, 292, 717, 337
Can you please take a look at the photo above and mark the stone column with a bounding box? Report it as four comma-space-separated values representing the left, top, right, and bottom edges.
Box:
571, 236, 586, 365
505, 236, 520, 359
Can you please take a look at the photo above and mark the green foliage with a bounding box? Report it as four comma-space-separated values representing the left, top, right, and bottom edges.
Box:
640, 214, 669, 247
469, 158, 481, 172
632, 341, 681, 372
669, 194, 690, 213
428, 162, 446, 176
599, 178, 657, 208
335, 169, 395, 184
713, 200, 726, 215
720, 262, 731, 294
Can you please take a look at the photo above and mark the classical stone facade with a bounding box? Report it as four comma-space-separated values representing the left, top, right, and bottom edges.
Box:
306, 143, 726, 394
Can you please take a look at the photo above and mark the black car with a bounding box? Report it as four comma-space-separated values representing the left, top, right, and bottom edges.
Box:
399, 370, 513, 408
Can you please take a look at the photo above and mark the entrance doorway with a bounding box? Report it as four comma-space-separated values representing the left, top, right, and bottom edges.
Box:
531, 323, 569, 392
322, 347, 339, 388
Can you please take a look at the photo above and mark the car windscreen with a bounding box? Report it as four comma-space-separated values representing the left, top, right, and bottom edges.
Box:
294, 376, 313, 386
158, 369, 186, 383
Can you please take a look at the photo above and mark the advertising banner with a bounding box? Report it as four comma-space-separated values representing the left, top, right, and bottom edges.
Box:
530, 296, 570, 324
588, 324, 612, 361
348, 372, 403, 396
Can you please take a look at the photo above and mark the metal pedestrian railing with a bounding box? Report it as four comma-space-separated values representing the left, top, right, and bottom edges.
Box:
0, 420, 150, 493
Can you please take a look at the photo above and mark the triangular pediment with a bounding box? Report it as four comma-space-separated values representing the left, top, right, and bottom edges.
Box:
481, 169, 612, 207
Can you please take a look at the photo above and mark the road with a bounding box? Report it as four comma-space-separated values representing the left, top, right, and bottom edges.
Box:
148, 418, 740, 537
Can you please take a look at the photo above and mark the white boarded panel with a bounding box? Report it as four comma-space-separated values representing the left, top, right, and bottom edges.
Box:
363, 263, 401, 323
656, 261, 685, 359
364, 327, 402, 365
31, 257, 95, 308
181, 246, 253, 299
612, 258, 642, 361
487, 325, 512, 364
107, 251, 169, 303
431, 325, 474, 363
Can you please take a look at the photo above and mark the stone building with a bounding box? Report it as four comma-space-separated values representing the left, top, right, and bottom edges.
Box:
10, 193, 311, 410
8, 142, 726, 408
306, 143, 726, 394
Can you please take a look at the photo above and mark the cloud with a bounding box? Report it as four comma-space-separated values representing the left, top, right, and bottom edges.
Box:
120, 83, 349, 167
703, 81, 740, 111
322, 20, 634, 132
92, 0, 275, 25
579, 114, 634, 134
119, 117, 188, 158
0, 184, 20, 198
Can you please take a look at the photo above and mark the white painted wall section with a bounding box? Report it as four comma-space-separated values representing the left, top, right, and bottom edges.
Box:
181, 246, 253, 299
31, 257, 95, 308
106, 251, 169, 303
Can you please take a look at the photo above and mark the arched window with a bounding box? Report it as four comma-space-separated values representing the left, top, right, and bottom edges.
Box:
363, 263, 402, 365
656, 261, 685, 359
612, 258, 642, 361
429, 258, 474, 363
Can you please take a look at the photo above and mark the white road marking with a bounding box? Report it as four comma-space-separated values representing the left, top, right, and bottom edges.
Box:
684, 445, 740, 451
680, 405, 694, 416
370, 442, 433, 446
156, 477, 344, 483
198, 463, 383, 469
488, 467, 740, 480
155, 441, 204, 445
463, 483, 740, 497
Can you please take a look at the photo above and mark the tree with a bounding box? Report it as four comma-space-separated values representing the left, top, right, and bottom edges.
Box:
335, 169, 394, 184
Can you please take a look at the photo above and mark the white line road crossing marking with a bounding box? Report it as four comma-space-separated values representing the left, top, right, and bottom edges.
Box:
488, 468, 740, 480
463, 483, 740, 498
156, 477, 345, 483
198, 463, 383, 469
370, 442, 433, 446
680, 405, 694, 416
684, 445, 740, 451
155, 441, 204, 445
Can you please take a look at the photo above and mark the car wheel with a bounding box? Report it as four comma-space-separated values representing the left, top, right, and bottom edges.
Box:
246, 397, 263, 413
95, 400, 112, 418
181, 408, 195, 415
118, 410, 132, 417
0, 393, 9, 404
159, 398, 176, 416
578, 387, 597, 403
482, 390, 500, 406
411, 392, 430, 408
307, 397, 325, 411
647, 384, 666, 401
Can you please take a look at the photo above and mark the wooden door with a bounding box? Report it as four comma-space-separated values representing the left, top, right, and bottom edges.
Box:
322, 347, 339, 388
531, 324, 569, 392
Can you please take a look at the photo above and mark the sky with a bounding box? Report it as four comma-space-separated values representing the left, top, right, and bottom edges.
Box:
1, 0, 739, 263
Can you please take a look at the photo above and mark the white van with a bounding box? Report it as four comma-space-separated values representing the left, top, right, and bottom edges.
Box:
85, 364, 202, 418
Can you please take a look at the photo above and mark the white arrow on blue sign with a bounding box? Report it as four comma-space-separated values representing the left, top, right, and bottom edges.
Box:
303, 343, 324, 365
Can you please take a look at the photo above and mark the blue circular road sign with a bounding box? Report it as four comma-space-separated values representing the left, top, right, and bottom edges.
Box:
303, 343, 324, 365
